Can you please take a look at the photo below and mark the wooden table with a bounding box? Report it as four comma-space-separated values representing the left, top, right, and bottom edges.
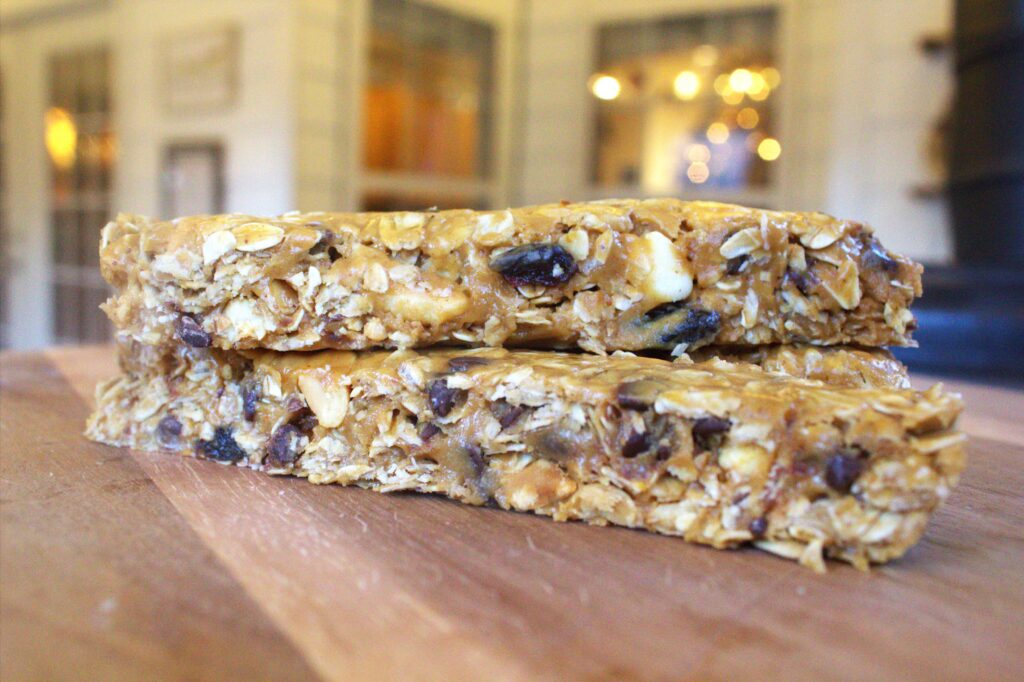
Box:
2, 346, 1022, 680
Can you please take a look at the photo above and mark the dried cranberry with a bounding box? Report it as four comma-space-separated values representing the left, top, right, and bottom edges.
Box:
175, 314, 211, 348
428, 379, 465, 417
490, 243, 578, 287
267, 424, 301, 466
196, 427, 246, 462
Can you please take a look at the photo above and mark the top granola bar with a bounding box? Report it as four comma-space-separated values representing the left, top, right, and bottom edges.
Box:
100, 199, 922, 353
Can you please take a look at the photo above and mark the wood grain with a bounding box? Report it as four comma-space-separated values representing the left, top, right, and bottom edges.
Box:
4, 346, 1024, 681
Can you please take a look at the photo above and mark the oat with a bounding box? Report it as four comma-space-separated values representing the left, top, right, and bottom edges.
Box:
231, 222, 285, 252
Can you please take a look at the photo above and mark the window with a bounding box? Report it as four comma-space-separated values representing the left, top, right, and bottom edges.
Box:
47, 47, 115, 343
362, 0, 496, 209
591, 8, 780, 196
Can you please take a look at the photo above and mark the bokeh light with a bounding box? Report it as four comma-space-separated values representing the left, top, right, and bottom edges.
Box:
757, 137, 781, 161
590, 74, 621, 100
706, 122, 730, 144
673, 70, 701, 100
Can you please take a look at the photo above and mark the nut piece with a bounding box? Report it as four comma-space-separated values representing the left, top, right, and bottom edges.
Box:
231, 222, 285, 252
719, 227, 763, 259
297, 374, 349, 428
558, 227, 590, 261
378, 213, 426, 250
472, 211, 515, 246
203, 229, 237, 265
631, 231, 694, 304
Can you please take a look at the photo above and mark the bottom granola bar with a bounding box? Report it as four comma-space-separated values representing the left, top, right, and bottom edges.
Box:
87, 347, 964, 571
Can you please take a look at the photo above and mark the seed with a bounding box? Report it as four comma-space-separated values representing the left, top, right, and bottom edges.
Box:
267, 423, 301, 466
156, 415, 182, 445
825, 452, 864, 493
196, 427, 246, 462
490, 243, 578, 287
175, 314, 212, 348
428, 379, 465, 417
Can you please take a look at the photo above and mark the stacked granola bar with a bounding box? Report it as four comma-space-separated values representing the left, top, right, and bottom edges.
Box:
87, 199, 965, 570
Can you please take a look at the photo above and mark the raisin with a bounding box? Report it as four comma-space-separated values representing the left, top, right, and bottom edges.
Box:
490, 400, 525, 429
156, 415, 182, 445
726, 255, 748, 275
860, 235, 900, 273
267, 424, 301, 466
418, 422, 441, 441
749, 517, 768, 538
175, 314, 211, 348
428, 379, 465, 417
615, 380, 662, 410
825, 453, 864, 493
621, 429, 649, 458
196, 427, 246, 462
490, 243, 578, 287
785, 269, 816, 296
448, 356, 491, 373
692, 416, 730, 452
635, 304, 721, 349
292, 409, 319, 433
466, 445, 486, 476
242, 382, 260, 421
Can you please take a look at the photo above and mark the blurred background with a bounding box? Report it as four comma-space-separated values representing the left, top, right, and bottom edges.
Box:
1, 0, 1021, 380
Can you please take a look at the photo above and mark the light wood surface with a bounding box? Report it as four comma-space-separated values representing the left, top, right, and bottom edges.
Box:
2, 346, 1022, 681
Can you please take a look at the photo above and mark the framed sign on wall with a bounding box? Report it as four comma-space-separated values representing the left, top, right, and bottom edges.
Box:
161, 25, 239, 113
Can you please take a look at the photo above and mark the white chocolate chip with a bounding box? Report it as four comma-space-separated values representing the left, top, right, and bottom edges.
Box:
297, 374, 349, 428
634, 231, 693, 304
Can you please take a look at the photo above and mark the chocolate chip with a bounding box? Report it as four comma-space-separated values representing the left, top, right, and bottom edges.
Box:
428, 379, 465, 417
418, 422, 441, 441
242, 382, 260, 421
196, 427, 246, 462
175, 314, 211, 348
490, 243, 578, 287
860, 235, 900, 273
267, 424, 301, 466
156, 415, 182, 445
726, 255, 748, 275
621, 429, 649, 458
615, 380, 662, 410
448, 356, 491, 373
749, 517, 768, 537
635, 304, 721, 349
490, 400, 525, 429
825, 453, 864, 493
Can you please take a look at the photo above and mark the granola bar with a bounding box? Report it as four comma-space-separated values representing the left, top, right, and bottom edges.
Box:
688, 344, 911, 389
87, 346, 964, 571
99, 199, 922, 354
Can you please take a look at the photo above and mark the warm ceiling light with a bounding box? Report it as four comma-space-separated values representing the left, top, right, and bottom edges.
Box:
590, 74, 621, 100
687, 161, 710, 183
706, 122, 730, 144
757, 137, 781, 161
762, 67, 781, 88
45, 107, 77, 170
737, 107, 760, 129
688, 143, 711, 163
673, 70, 701, 100
728, 68, 754, 93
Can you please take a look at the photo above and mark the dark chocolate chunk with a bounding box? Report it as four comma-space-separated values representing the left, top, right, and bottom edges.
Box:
615, 380, 662, 410
196, 427, 246, 462
428, 379, 465, 418
490, 243, 578, 287
726, 255, 748, 275
825, 453, 864, 493
448, 356, 491, 373
490, 400, 525, 429
156, 415, 182, 445
418, 422, 441, 441
267, 424, 301, 466
749, 516, 768, 538
175, 314, 211, 348
634, 304, 721, 349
